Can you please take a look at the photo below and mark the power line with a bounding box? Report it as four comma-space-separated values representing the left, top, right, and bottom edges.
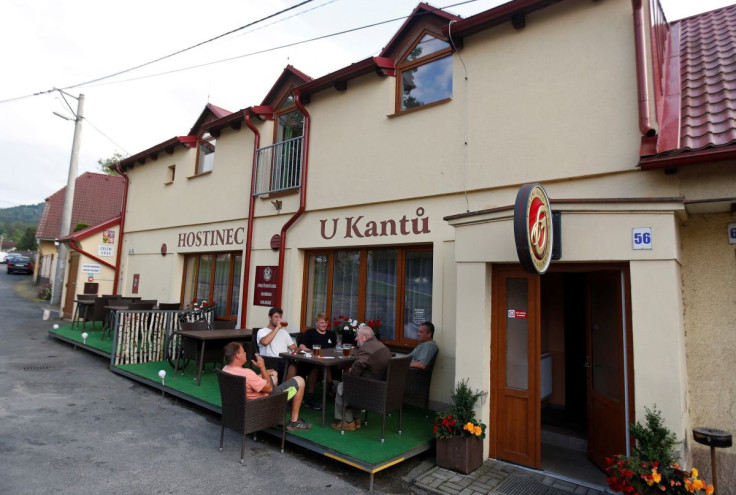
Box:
1, 0, 483, 104
84, 119, 130, 156
90, 0, 481, 88
0, 0, 315, 105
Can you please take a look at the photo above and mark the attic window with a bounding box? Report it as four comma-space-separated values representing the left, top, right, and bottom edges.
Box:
397, 33, 453, 112
166, 164, 176, 184
196, 133, 216, 174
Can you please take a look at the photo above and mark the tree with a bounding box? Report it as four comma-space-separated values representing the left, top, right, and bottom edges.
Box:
16, 226, 37, 251
97, 152, 124, 175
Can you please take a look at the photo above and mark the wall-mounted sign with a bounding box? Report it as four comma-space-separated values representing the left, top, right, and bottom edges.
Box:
177, 227, 245, 248
132, 274, 140, 294
319, 207, 430, 240
514, 183, 553, 274
102, 230, 115, 244
253, 266, 278, 307
507, 309, 528, 319
98, 245, 114, 257
81, 263, 101, 274
729, 222, 736, 245
632, 227, 652, 250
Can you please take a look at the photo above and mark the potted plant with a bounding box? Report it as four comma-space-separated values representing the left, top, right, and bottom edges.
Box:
331, 315, 382, 344
605, 406, 714, 494
434, 378, 487, 474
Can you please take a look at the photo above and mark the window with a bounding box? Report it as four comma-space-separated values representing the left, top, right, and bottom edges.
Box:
166, 164, 176, 184
397, 33, 453, 112
182, 251, 242, 319
196, 133, 216, 174
302, 246, 432, 345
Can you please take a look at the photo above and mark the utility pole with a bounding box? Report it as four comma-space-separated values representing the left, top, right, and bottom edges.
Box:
50, 92, 85, 310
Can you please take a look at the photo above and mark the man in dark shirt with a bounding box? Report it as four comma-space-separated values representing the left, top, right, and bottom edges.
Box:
299, 313, 337, 409
331, 325, 391, 431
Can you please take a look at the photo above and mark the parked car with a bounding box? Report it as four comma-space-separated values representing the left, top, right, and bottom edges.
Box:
6, 252, 21, 264
7, 256, 33, 274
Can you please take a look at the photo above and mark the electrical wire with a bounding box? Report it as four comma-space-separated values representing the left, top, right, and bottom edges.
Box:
84, 119, 130, 156
0, 0, 316, 104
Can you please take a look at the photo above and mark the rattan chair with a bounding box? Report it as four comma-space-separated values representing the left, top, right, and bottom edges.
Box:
341, 355, 412, 442
403, 349, 439, 410
215, 370, 287, 464
84, 297, 111, 332
72, 294, 96, 330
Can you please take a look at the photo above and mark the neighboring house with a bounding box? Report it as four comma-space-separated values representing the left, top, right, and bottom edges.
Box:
35, 172, 124, 317
113, 1, 735, 489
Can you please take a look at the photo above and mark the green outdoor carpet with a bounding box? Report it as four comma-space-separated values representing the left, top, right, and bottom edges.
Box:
114, 360, 435, 465
49, 321, 114, 355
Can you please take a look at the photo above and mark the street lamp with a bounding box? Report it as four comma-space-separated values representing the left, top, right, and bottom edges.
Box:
50, 90, 85, 310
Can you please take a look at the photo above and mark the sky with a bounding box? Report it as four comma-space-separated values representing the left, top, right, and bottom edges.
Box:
0, 0, 732, 208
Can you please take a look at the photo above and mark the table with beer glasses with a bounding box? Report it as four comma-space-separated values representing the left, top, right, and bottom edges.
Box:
280, 346, 356, 427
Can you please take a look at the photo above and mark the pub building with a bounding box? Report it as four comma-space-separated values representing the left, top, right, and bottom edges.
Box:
112, 1, 735, 486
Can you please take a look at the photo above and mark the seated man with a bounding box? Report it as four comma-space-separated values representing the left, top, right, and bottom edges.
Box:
409, 321, 439, 370
257, 306, 298, 381
331, 326, 391, 431
299, 312, 337, 410
222, 341, 311, 431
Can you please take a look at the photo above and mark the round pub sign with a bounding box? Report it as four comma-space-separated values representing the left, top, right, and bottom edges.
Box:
514, 183, 553, 274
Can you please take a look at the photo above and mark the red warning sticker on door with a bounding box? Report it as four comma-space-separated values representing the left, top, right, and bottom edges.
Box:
507, 310, 528, 319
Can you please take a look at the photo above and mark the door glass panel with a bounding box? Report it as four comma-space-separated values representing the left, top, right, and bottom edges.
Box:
506, 278, 529, 390
331, 251, 360, 322
305, 254, 329, 326
366, 250, 397, 340
197, 255, 213, 302
212, 254, 229, 317
230, 255, 241, 316
183, 256, 198, 306
590, 274, 620, 400
403, 251, 433, 340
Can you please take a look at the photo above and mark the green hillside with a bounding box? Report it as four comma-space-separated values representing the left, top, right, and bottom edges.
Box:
0, 203, 45, 250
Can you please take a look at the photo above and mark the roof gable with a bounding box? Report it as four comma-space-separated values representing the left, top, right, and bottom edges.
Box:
188, 103, 233, 136
261, 65, 312, 108
36, 172, 125, 240
379, 3, 460, 61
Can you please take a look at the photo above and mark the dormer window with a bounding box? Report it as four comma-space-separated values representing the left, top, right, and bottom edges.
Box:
196, 132, 216, 174
397, 33, 453, 112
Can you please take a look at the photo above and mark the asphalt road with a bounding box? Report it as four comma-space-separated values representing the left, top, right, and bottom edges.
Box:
0, 269, 434, 494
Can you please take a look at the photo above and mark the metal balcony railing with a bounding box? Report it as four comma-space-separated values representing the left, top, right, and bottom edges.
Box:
254, 136, 303, 196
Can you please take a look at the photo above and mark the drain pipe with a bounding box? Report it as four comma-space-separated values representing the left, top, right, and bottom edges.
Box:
240, 108, 261, 329
275, 90, 310, 307
632, 0, 656, 138
113, 161, 129, 294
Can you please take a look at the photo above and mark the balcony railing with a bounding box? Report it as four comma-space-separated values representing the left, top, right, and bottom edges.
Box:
254, 136, 303, 196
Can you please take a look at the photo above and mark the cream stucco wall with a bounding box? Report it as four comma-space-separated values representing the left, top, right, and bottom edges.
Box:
680, 212, 736, 487
60, 226, 119, 308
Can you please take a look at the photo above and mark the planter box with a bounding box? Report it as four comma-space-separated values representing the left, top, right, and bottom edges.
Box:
436, 436, 483, 474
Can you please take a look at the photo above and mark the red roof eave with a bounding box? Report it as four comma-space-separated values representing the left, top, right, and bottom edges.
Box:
57, 216, 121, 242
442, 0, 563, 38
639, 144, 736, 170
298, 57, 396, 97
118, 136, 197, 171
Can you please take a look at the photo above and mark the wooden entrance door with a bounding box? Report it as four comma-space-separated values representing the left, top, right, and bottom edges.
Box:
586, 270, 627, 469
62, 253, 79, 319
491, 268, 540, 468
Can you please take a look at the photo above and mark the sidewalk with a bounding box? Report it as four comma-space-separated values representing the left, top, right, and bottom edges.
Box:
415, 458, 611, 495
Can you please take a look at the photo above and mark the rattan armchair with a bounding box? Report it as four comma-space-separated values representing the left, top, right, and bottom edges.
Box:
215, 370, 287, 464
403, 349, 439, 410
341, 355, 412, 442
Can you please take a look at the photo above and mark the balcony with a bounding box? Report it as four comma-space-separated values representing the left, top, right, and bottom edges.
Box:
254, 136, 303, 196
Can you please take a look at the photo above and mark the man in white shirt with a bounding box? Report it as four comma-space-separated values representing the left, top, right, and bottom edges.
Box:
257, 307, 298, 381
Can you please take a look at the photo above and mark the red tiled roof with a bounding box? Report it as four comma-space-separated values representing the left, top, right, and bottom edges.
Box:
57, 215, 120, 242
651, 4, 736, 162
677, 5, 736, 152
36, 172, 125, 240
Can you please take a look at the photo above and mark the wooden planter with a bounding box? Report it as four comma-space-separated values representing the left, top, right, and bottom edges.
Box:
436, 436, 483, 474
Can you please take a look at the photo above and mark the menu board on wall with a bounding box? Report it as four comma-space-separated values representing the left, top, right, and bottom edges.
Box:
253, 266, 278, 307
